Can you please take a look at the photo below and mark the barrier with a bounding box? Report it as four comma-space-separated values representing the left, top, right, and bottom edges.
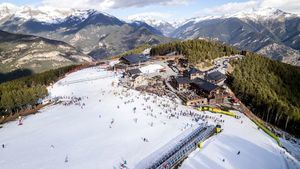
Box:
135, 124, 216, 169
197, 106, 238, 118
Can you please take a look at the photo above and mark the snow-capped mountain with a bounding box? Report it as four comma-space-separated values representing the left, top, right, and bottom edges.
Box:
185, 7, 298, 23
0, 3, 117, 24
171, 8, 300, 66
231, 7, 298, 20
0, 3, 67, 23
128, 15, 176, 36
0, 3, 172, 59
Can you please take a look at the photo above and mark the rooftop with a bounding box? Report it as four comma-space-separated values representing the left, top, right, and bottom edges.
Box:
120, 54, 149, 64
175, 76, 190, 84
206, 71, 226, 82
187, 67, 203, 75
191, 78, 219, 93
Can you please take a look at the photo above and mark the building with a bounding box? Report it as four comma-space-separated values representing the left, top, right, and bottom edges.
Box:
126, 68, 142, 76
174, 77, 190, 91
205, 71, 226, 84
186, 67, 204, 80
179, 92, 208, 106
191, 78, 221, 98
119, 54, 149, 65
132, 75, 148, 88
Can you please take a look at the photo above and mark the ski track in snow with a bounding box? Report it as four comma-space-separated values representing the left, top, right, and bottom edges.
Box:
0, 67, 299, 169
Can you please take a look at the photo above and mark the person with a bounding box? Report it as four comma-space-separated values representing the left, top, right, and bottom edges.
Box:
65, 155, 68, 163
237, 151, 240, 155
2, 144, 4, 148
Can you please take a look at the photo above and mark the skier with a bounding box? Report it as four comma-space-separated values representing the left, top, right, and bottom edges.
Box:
64, 155, 68, 163
18, 117, 23, 125
237, 151, 240, 155
2, 144, 4, 148
111, 119, 114, 124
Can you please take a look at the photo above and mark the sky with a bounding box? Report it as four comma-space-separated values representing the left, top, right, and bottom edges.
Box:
2, 0, 300, 21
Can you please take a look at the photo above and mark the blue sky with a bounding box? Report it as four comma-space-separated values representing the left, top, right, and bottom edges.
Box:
2, 0, 300, 21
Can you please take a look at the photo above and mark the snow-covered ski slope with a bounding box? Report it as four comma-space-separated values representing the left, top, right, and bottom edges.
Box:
0, 67, 299, 169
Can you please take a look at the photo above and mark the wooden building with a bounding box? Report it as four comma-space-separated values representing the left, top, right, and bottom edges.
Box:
186, 67, 205, 80
174, 77, 190, 91
179, 92, 208, 106
190, 78, 221, 98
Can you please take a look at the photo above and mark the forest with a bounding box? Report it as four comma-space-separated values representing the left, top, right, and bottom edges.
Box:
150, 39, 239, 63
0, 65, 77, 116
227, 53, 300, 137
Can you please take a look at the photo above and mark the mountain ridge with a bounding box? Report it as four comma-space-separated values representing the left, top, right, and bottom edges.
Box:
170, 8, 300, 66
0, 4, 172, 60
0, 30, 92, 73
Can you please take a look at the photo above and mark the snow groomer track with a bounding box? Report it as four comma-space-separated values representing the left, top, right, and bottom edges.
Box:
136, 124, 216, 169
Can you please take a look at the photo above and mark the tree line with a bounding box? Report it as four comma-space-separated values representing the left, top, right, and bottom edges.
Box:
227, 53, 300, 137
150, 39, 239, 63
0, 65, 77, 116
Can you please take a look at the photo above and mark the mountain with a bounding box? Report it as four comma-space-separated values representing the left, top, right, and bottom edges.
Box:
128, 15, 176, 36
0, 30, 92, 73
171, 8, 300, 66
0, 4, 172, 60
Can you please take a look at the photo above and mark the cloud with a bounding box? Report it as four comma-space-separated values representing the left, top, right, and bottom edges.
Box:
201, 1, 259, 16
259, 0, 300, 14
199, 0, 300, 16
42, 0, 191, 10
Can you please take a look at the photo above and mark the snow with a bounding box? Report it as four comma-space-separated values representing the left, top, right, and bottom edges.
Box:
128, 14, 170, 27
187, 7, 299, 25
0, 67, 198, 169
0, 3, 116, 24
180, 110, 300, 169
139, 64, 164, 74
0, 67, 299, 169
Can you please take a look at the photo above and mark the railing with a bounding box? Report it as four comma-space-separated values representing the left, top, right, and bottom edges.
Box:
135, 124, 216, 169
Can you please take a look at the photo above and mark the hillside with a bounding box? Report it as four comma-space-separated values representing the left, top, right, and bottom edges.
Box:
0, 67, 298, 168
150, 39, 239, 63
0, 65, 77, 116
0, 30, 92, 73
171, 8, 300, 66
227, 53, 300, 137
